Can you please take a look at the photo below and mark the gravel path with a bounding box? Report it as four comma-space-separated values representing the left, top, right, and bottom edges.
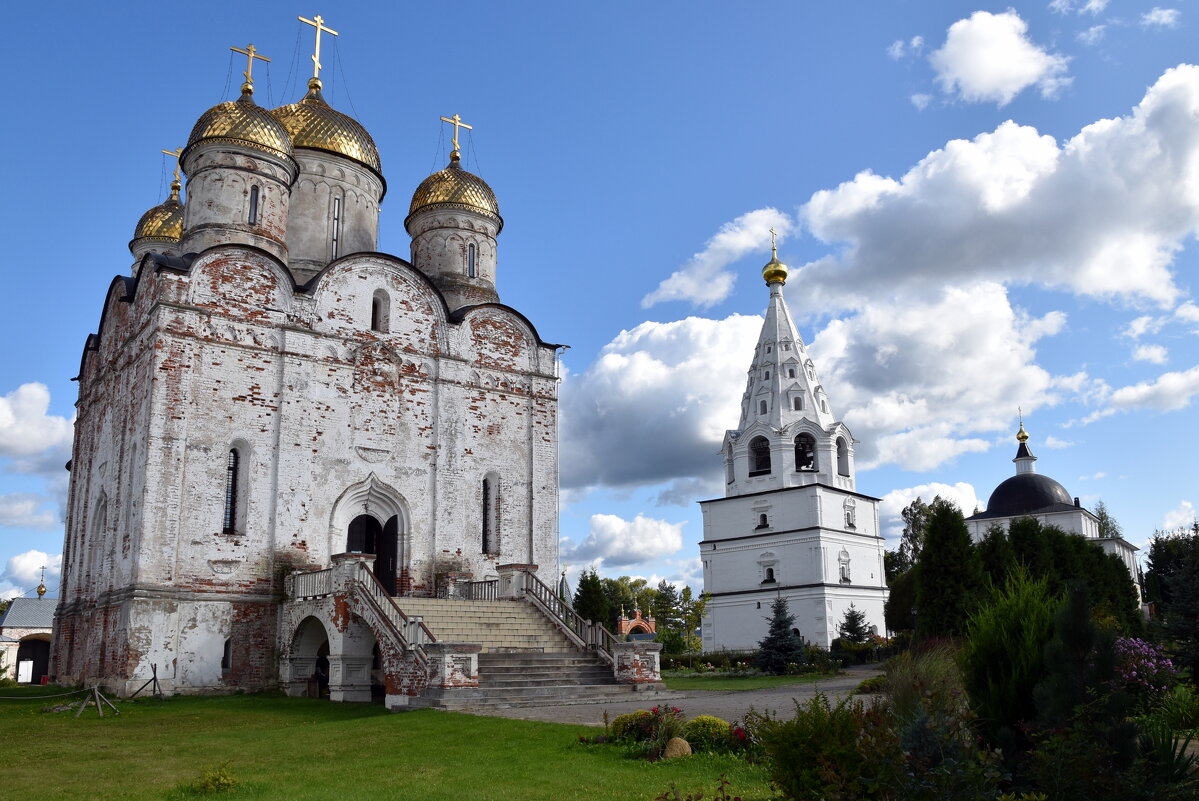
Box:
467, 664, 883, 725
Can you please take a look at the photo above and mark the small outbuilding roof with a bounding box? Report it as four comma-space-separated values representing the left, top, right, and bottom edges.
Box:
0, 597, 57, 630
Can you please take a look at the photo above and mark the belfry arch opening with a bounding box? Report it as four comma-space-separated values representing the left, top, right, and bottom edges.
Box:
748, 436, 771, 476
795, 433, 817, 471
836, 436, 850, 476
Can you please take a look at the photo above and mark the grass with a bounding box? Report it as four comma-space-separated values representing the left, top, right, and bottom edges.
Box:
0, 686, 770, 801
661, 672, 839, 691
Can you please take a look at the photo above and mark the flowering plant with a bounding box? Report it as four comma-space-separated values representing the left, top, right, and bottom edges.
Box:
1113, 637, 1177, 697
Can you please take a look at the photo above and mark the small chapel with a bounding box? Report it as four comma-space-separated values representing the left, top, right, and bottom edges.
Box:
51, 17, 663, 708
699, 240, 889, 650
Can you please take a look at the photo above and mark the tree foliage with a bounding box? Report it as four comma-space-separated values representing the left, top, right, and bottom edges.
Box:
572, 569, 609, 627
914, 500, 983, 639
1093, 500, 1123, 539
1146, 522, 1199, 677
884, 568, 916, 632
756, 597, 804, 674
837, 604, 870, 645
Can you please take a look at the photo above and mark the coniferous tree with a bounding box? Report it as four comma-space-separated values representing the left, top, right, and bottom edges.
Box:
652, 579, 681, 634
977, 524, 1017, 587
755, 597, 804, 675
837, 604, 870, 644
914, 500, 984, 639
572, 569, 610, 627
884, 568, 916, 632
1094, 500, 1123, 539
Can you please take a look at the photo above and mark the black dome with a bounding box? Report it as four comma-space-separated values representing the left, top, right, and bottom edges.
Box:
982, 473, 1074, 518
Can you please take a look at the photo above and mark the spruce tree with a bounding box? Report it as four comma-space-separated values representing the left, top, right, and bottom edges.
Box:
755, 597, 804, 674
837, 603, 870, 644
914, 500, 984, 639
572, 569, 610, 627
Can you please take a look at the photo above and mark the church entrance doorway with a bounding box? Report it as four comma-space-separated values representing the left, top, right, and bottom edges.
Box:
346, 514, 399, 595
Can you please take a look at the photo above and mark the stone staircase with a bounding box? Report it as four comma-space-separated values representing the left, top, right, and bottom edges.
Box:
398, 597, 676, 710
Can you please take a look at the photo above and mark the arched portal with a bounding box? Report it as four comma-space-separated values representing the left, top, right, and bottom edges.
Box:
330, 475, 408, 595
290, 616, 330, 698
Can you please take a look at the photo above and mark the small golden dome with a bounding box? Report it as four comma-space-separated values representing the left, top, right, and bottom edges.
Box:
132, 179, 184, 244
186, 84, 293, 160
271, 78, 381, 172
406, 151, 502, 230
1016, 421, 1029, 442
762, 246, 788, 285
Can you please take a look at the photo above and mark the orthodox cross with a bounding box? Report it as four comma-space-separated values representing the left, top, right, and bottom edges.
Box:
161, 147, 182, 182
439, 113, 473, 154
230, 43, 270, 85
769, 227, 779, 254
299, 14, 338, 79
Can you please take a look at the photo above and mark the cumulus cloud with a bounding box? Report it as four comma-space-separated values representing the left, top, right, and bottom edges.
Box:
1043, 436, 1073, 448
640, 208, 793, 309
1108, 365, 1199, 411
1077, 25, 1106, 46
1142, 8, 1181, 28
1, 549, 61, 598
930, 11, 1071, 106
879, 482, 983, 540
561, 314, 762, 489
0, 383, 73, 461
0, 493, 59, 530
1050, 0, 1109, 14
1133, 344, 1169, 364
563, 513, 686, 567
800, 66, 1199, 310
887, 35, 925, 60
1162, 500, 1196, 530
655, 475, 724, 507
910, 93, 933, 110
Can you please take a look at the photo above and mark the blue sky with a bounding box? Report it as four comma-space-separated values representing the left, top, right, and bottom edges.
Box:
1, 1, 1196, 598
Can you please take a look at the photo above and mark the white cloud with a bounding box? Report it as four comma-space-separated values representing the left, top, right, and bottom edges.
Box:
0, 383, 73, 460
1109, 365, 1199, 411
1043, 435, 1073, 448
561, 314, 762, 489
2, 549, 61, 595
640, 208, 794, 309
887, 35, 924, 60
1123, 315, 1165, 339
655, 475, 724, 507
1133, 344, 1169, 364
910, 93, 933, 110
0, 493, 59, 530
563, 513, 686, 567
800, 66, 1199, 310
1077, 25, 1106, 46
1078, 471, 1107, 481
1142, 8, 1181, 28
1162, 500, 1196, 530
1051, 0, 1109, 14
930, 11, 1071, 106
879, 482, 983, 540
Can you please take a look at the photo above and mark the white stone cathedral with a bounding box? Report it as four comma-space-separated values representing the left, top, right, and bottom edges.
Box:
52, 36, 561, 694
700, 244, 888, 650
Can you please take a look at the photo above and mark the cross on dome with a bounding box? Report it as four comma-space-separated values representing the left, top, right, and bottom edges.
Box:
439, 113, 473, 155
230, 43, 270, 87
299, 14, 338, 80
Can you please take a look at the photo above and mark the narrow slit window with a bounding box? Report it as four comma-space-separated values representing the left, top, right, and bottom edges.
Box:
221, 638, 232, 670
223, 449, 239, 534
793, 397, 803, 411
331, 197, 342, 259
468, 243, 477, 278
759, 400, 767, 415
482, 476, 498, 555
788, 368, 796, 378
371, 290, 389, 333
248, 186, 259, 225
764, 371, 771, 380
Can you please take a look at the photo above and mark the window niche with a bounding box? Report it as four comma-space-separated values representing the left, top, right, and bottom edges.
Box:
748, 436, 771, 476
836, 436, 850, 476
222, 444, 249, 535
759, 552, 779, 584
482, 473, 500, 556
795, 433, 817, 471
468, 243, 477, 277
248, 185, 259, 225
758, 400, 768, 415
371, 290, 390, 333
756, 513, 769, 529
844, 499, 857, 529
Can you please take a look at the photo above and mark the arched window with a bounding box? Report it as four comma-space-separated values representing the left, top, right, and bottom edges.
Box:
821, 398, 828, 413
793, 396, 803, 411
764, 566, 776, 583
371, 290, 390, 333
765, 345, 772, 353
836, 437, 850, 476
838, 548, 851, 583
221, 638, 232, 671
248, 185, 259, 225
468, 243, 477, 277
795, 433, 817, 471
482, 475, 499, 555
748, 436, 771, 475
844, 499, 857, 529
223, 448, 241, 534
758, 400, 768, 415
725, 453, 734, 484
788, 368, 796, 378
756, 513, 769, 529
331, 196, 343, 259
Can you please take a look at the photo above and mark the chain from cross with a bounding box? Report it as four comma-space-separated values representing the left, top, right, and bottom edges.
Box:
161, 147, 183, 182
230, 43, 270, 85
299, 14, 338, 79
439, 114, 473, 154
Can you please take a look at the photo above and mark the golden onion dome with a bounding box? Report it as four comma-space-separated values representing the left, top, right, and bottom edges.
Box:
762, 245, 789, 285
131, 179, 184, 244
406, 151, 502, 230
186, 83, 293, 160
1016, 421, 1029, 442
271, 78, 381, 173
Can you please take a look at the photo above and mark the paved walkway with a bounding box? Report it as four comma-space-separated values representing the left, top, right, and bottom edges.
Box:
468, 664, 883, 725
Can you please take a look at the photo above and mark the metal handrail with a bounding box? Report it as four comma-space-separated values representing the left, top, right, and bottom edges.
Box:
522, 569, 616, 663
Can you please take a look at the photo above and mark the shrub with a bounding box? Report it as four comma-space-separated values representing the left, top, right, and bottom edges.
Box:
1113, 637, 1179, 710
854, 675, 888, 695
189, 763, 238, 794
611, 710, 654, 741
1153, 683, 1199, 733
683, 715, 732, 752
885, 643, 969, 726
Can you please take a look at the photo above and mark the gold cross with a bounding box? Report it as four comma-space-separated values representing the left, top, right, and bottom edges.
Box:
299, 14, 338, 79
439, 113, 473, 154
161, 147, 182, 182
230, 43, 270, 85
769, 227, 779, 255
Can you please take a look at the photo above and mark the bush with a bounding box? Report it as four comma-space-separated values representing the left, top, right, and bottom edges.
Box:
885, 643, 969, 726
855, 675, 888, 695
189, 763, 238, 795
611, 710, 654, 741
1152, 683, 1199, 733
683, 715, 732, 752
1114, 637, 1179, 711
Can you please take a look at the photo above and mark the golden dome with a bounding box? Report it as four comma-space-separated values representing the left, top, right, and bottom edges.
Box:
132, 179, 184, 244
271, 78, 381, 172
406, 151, 502, 229
1016, 421, 1029, 442
186, 84, 293, 160
762, 245, 789, 285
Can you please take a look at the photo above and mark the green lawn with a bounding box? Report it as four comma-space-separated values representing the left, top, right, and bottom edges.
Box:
0, 687, 770, 801
661, 672, 840, 691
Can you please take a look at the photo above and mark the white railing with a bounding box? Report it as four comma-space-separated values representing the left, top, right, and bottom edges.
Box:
462, 579, 499, 600
352, 562, 437, 650
523, 569, 616, 664
291, 568, 333, 598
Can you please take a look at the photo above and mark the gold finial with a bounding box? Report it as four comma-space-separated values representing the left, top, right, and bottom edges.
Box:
230, 43, 270, 92
762, 228, 788, 285
1016, 407, 1029, 442
770, 227, 778, 257
299, 14, 338, 80
439, 113, 473, 158
161, 147, 183, 183
36, 565, 46, 598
